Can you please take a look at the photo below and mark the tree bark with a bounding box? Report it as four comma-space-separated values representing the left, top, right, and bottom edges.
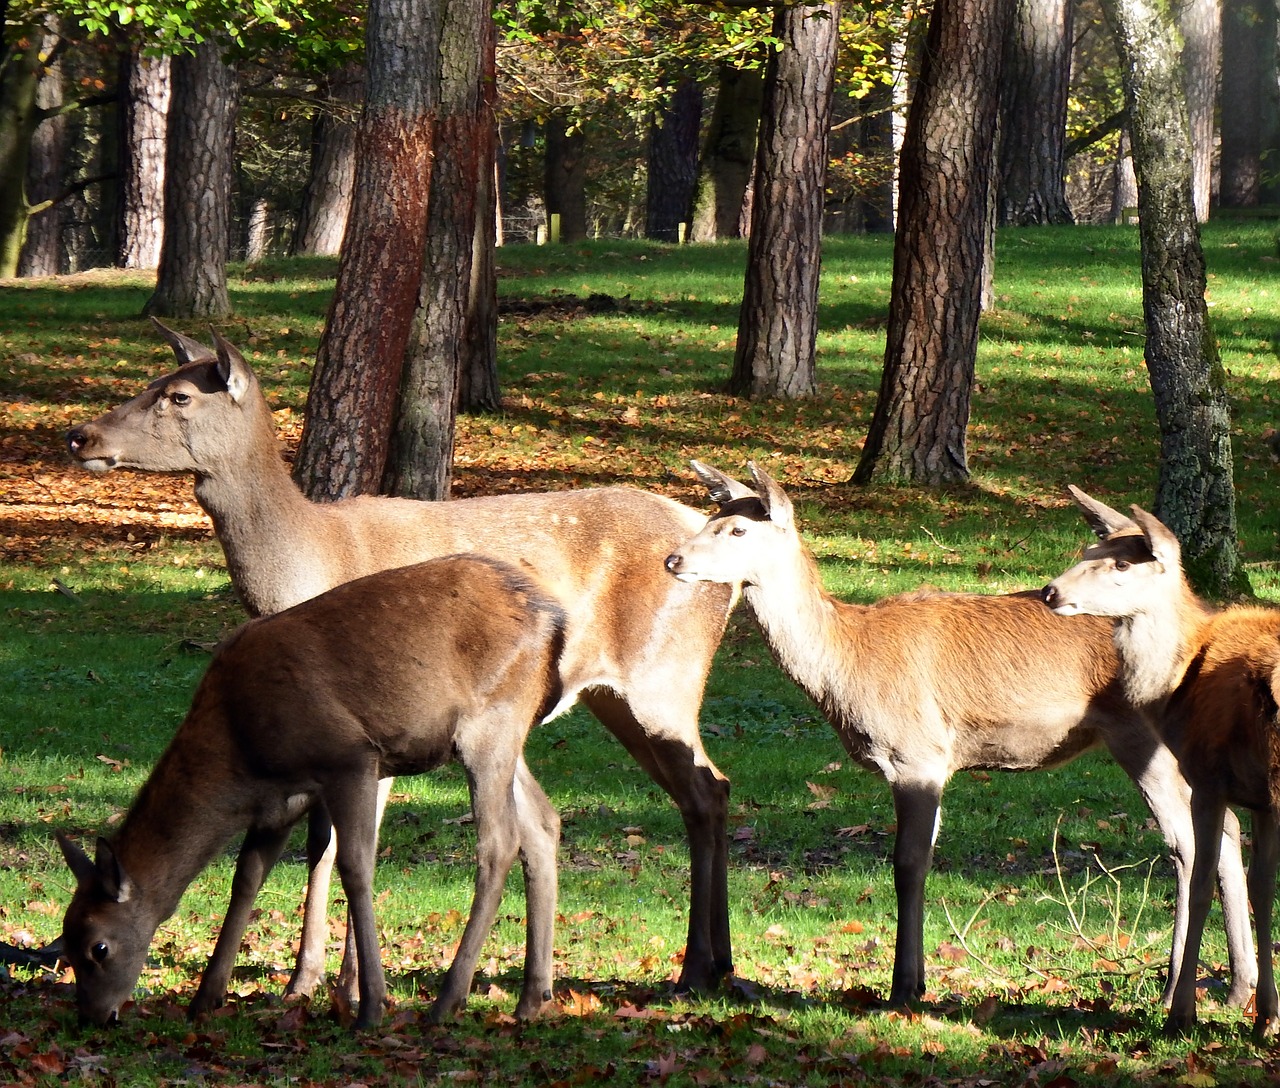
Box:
17, 25, 64, 277
144, 39, 237, 318
1179, 0, 1220, 221
544, 113, 587, 242
997, 0, 1073, 225
645, 74, 703, 242
1103, 0, 1245, 596
384, 0, 495, 499
690, 63, 763, 242
1218, 0, 1279, 207
854, 0, 1013, 484
0, 23, 48, 278
293, 0, 438, 500
116, 47, 169, 270
730, 0, 839, 399
293, 64, 360, 257
457, 156, 501, 414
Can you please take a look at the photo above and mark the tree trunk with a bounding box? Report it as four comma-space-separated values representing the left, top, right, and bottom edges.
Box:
997, 0, 1073, 225
144, 39, 237, 318
730, 0, 839, 399
293, 64, 360, 257
0, 23, 48, 279
1179, 0, 1220, 221
645, 74, 703, 242
293, 0, 438, 500
18, 26, 64, 277
1103, 0, 1244, 596
544, 114, 587, 242
384, 0, 495, 499
116, 48, 169, 269
458, 160, 501, 414
853, 0, 1013, 485
1218, 0, 1279, 207
690, 63, 763, 242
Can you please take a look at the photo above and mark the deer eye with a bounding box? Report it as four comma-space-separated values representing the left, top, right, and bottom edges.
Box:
91, 942, 109, 964
730, 526, 747, 537
1114, 560, 1131, 572
169, 391, 191, 407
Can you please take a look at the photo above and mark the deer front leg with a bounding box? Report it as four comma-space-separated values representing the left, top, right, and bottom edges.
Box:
1248, 809, 1278, 1041
1166, 791, 1227, 1035
332, 776, 396, 1004
512, 756, 560, 1019
888, 779, 943, 1006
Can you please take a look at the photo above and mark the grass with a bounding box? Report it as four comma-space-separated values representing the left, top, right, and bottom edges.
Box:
3, 222, 1280, 1084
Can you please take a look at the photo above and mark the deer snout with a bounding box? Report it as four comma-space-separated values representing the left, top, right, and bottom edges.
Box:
67, 427, 89, 455
1041, 584, 1059, 609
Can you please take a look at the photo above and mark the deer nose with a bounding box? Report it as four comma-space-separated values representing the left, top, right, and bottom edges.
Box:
664, 553, 681, 573
67, 428, 88, 454
1041, 584, 1059, 608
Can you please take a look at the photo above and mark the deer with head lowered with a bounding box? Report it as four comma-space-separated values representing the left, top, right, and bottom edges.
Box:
664, 461, 1254, 1009
59, 554, 565, 1029
65, 321, 736, 1004
1044, 487, 1280, 1039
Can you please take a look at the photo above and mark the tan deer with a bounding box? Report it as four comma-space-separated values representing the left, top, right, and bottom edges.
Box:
58, 554, 565, 1029
1044, 487, 1280, 1038
65, 321, 736, 1000
664, 461, 1253, 1009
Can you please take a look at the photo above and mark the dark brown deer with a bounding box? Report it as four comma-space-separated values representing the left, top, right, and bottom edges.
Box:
1044, 487, 1280, 1038
65, 321, 736, 999
59, 554, 565, 1029
663, 461, 1253, 1009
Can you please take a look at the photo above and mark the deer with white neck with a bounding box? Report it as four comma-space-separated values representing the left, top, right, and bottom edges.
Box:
1043, 486, 1280, 1039
664, 461, 1254, 1010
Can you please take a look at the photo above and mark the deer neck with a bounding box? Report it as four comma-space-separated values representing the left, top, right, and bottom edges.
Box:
1112, 581, 1208, 710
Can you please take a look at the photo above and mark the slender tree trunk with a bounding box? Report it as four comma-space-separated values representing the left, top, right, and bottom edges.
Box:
645, 74, 702, 242
731, 0, 840, 399
1110, 126, 1139, 221
116, 47, 169, 269
144, 39, 237, 318
293, 0, 438, 499
690, 63, 764, 242
544, 114, 587, 242
384, 0, 494, 499
854, 0, 1014, 484
1218, 0, 1278, 206
457, 156, 501, 413
293, 64, 360, 257
18, 26, 63, 277
1179, 0, 1220, 221
997, 0, 1073, 225
0, 23, 48, 278
1103, 0, 1244, 596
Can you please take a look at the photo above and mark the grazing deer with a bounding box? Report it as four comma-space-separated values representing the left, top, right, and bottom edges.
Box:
59, 554, 565, 1029
65, 321, 736, 1000
664, 461, 1254, 1009
1044, 487, 1280, 1038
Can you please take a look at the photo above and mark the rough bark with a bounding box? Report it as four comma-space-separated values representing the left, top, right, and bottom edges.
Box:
690, 63, 763, 242
730, 0, 839, 399
0, 24, 47, 278
17, 26, 63, 277
997, 0, 1074, 225
544, 114, 587, 242
645, 75, 703, 242
1179, 0, 1220, 221
293, 64, 360, 257
143, 39, 237, 318
293, 0, 438, 500
457, 159, 501, 414
1218, 0, 1279, 206
384, 0, 495, 500
116, 48, 169, 270
853, 0, 1014, 484
1102, 0, 1245, 596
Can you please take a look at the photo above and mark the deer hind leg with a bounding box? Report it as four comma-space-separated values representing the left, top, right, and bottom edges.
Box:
192, 821, 296, 1019
512, 755, 560, 1019
286, 804, 336, 998
581, 687, 732, 993
888, 778, 944, 1006
1248, 808, 1279, 1040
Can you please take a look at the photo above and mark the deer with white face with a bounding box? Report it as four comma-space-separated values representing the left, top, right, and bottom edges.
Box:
64, 321, 736, 1002
59, 554, 564, 1030
664, 461, 1253, 1009
1044, 487, 1280, 1039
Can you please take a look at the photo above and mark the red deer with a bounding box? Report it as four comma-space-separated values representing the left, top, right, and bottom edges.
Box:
65, 321, 736, 999
58, 554, 565, 1029
1044, 487, 1280, 1038
663, 461, 1253, 1008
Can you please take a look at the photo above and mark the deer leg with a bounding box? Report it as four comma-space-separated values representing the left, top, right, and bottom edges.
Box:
333, 775, 395, 1004
511, 755, 560, 1019
286, 804, 335, 998
888, 779, 943, 1006
429, 748, 522, 1023
1166, 790, 1226, 1035
581, 688, 731, 994
191, 821, 295, 1019
1248, 808, 1278, 1041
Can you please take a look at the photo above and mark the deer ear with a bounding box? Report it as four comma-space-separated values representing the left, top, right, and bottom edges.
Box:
1130, 505, 1181, 568
150, 317, 217, 365
746, 462, 794, 530
58, 832, 97, 889
690, 461, 755, 506
94, 839, 135, 904
1067, 485, 1137, 540
210, 330, 253, 404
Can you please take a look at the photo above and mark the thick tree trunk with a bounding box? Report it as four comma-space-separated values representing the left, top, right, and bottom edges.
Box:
1218, 0, 1279, 207
293, 0, 438, 500
544, 114, 587, 242
0, 25, 48, 279
143, 39, 237, 318
997, 0, 1073, 225
18, 27, 64, 277
293, 64, 360, 257
854, 0, 1013, 484
690, 63, 763, 242
730, 0, 839, 399
384, 0, 495, 499
645, 75, 703, 242
1179, 0, 1220, 221
1103, 0, 1244, 596
116, 48, 169, 269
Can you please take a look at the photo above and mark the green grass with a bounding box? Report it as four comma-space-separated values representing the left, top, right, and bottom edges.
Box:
3, 222, 1280, 1084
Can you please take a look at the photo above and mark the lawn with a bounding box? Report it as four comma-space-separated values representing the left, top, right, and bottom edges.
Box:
2, 222, 1280, 1085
